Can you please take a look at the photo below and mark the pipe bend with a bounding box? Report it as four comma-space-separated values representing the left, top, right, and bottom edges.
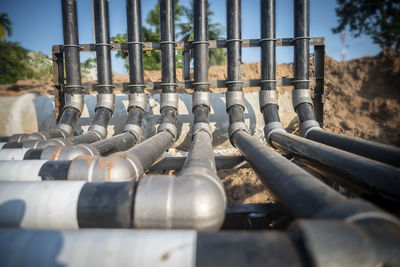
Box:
55, 143, 100, 161
134, 170, 226, 231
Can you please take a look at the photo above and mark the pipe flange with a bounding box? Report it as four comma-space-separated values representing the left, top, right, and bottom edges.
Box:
96, 94, 115, 113
292, 89, 313, 110
128, 93, 146, 111
192, 91, 211, 111
228, 122, 250, 140
259, 90, 278, 110
264, 122, 285, 146
157, 122, 178, 141
56, 123, 74, 137
64, 94, 84, 113
192, 122, 213, 139
300, 120, 321, 137
226, 91, 245, 111
160, 93, 179, 110
88, 124, 108, 139
123, 124, 142, 142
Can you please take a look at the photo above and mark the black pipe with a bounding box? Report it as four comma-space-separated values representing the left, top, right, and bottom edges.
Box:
307, 130, 400, 168
92, 132, 138, 156
270, 131, 400, 203
193, 0, 209, 124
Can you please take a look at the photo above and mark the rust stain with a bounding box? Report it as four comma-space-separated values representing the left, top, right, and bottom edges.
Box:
50, 146, 64, 160
75, 155, 95, 165
95, 157, 119, 181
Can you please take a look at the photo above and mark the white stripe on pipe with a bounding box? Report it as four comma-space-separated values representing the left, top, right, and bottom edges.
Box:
0, 142, 5, 149
0, 160, 47, 181
0, 229, 197, 267
0, 181, 85, 229
0, 148, 31, 160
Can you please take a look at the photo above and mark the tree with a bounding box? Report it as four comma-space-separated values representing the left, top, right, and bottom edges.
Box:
0, 41, 32, 84
177, 0, 226, 65
332, 0, 400, 51
0, 13, 12, 40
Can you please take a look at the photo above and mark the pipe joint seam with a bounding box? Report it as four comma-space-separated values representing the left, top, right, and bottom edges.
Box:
345, 211, 400, 226
229, 122, 250, 145
160, 93, 179, 110
123, 124, 142, 142
292, 89, 313, 110
226, 91, 245, 111
259, 90, 278, 110
95, 94, 115, 113
192, 91, 211, 111
300, 120, 321, 137
123, 152, 145, 181
56, 123, 74, 137
57, 143, 100, 161
64, 94, 84, 114
264, 122, 285, 146
192, 122, 213, 140
88, 124, 108, 139
128, 93, 147, 111
157, 123, 178, 141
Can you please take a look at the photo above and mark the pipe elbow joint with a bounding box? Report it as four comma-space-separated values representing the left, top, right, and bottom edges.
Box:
157, 123, 178, 141
134, 170, 226, 231
299, 120, 321, 137
228, 122, 250, 146
56, 143, 100, 160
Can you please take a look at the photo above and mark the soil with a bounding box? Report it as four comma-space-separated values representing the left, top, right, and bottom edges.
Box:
1, 52, 399, 204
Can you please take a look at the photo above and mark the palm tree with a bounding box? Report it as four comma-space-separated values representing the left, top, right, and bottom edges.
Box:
0, 13, 12, 40
177, 1, 226, 65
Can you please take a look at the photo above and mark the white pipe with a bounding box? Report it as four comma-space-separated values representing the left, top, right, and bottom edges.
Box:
0, 148, 31, 160
0, 160, 47, 181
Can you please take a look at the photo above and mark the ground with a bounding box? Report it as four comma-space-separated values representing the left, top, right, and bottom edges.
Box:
1, 52, 399, 204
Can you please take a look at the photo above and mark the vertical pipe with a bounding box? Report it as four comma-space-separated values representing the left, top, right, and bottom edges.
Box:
313, 45, 325, 126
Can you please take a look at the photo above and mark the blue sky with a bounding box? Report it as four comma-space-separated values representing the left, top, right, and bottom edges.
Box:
1, 0, 380, 74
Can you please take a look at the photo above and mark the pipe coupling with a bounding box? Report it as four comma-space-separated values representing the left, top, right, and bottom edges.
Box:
264, 122, 285, 146
128, 93, 146, 111
64, 94, 84, 113
300, 120, 321, 138
123, 124, 142, 142
96, 94, 115, 113
192, 91, 211, 111
160, 93, 179, 110
88, 124, 108, 139
259, 90, 278, 110
124, 152, 145, 181
292, 89, 313, 110
56, 123, 74, 137
226, 91, 245, 111
193, 122, 213, 139
157, 122, 178, 141
228, 122, 250, 143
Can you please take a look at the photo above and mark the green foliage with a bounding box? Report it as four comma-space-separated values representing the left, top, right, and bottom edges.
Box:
0, 13, 12, 40
332, 0, 400, 51
26, 51, 53, 81
80, 57, 97, 79
146, 0, 184, 33
0, 40, 32, 84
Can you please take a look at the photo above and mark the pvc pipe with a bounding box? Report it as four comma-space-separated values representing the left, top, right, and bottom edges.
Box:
0, 148, 31, 160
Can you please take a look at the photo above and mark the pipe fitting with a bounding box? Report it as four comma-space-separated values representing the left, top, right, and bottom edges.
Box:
56, 123, 74, 137
95, 93, 115, 113
123, 124, 142, 142
64, 94, 84, 114
134, 168, 226, 231
300, 120, 321, 137
160, 93, 179, 110
292, 89, 313, 110
40, 145, 64, 160
264, 122, 286, 146
259, 90, 278, 110
128, 93, 147, 111
192, 122, 213, 139
192, 91, 211, 111
68, 154, 136, 182
57, 143, 100, 161
226, 91, 245, 111
228, 122, 250, 139
157, 122, 178, 141
88, 124, 108, 139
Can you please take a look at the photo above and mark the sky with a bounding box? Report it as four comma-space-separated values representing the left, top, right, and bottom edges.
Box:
1, 0, 381, 74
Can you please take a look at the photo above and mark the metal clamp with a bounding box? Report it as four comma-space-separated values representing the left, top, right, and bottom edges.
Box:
292, 89, 313, 110
228, 122, 249, 139
128, 93, 147, 111
192, 122, 212, 139
192, 91, 211, 110
300, 120, 321, 138
258, 38, 277, 43
160, 93, 179, 110
226, 91, 245, 110
123, 124, 142, 142
259, 90, 278, 110
264, 122, 285, 146
64, 94, 84, 113
191, 40, 209, 46
96, 93, 115, 113
158, 122, 178, 141
88, 124, 107, 139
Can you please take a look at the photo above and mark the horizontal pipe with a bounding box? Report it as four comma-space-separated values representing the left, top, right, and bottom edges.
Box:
307, 129, 400, 167
270, 131, 400, 203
